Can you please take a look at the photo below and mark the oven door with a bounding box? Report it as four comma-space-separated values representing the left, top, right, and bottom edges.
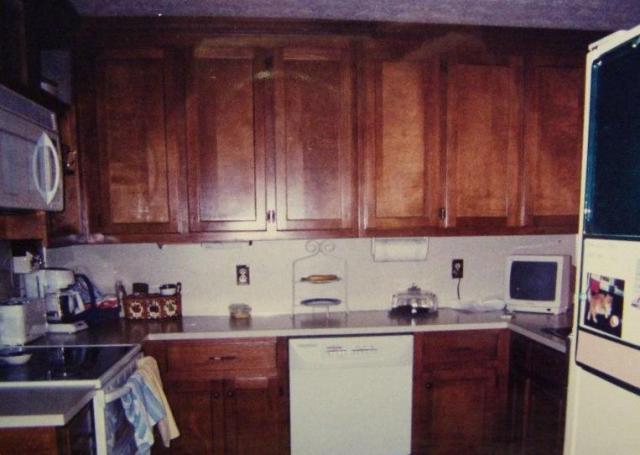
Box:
93, 354, 141, 455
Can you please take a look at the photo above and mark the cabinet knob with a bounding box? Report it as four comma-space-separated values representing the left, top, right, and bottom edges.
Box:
425, 382, 433, 389
226, 390, 235, 398
213, 392, 221, 399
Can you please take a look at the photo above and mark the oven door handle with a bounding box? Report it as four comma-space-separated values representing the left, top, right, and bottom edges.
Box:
104, 383, 132, 404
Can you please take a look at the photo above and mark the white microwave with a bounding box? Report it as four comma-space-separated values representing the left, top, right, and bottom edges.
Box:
0, 84, 63, 211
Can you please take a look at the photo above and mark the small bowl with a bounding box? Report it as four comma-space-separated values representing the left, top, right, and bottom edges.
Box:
229, 303, 252, 319
159, 283, 180, 296
0, 352, 32, 366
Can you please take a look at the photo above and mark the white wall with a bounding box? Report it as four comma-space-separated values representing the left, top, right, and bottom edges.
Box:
46, 235, 576, 316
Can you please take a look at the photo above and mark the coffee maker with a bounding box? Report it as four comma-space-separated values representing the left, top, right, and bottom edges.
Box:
22, 268, 89, 333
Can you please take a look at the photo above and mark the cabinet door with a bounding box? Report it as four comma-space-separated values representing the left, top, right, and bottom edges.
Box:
223, 376, 283, 455
186, 47, 268, 233
93, 48, 185, 235
413, 367, 499, 455
523, 55, 583, 232
273, 45, 357, 234
520, 380, 566, 455
360, 41, 443, 235
164, 381, 216, 454
444, 55, 524, 230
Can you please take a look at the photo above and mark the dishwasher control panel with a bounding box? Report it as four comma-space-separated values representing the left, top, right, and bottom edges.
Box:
289, 335, 413, 368
326, 344, 379, 356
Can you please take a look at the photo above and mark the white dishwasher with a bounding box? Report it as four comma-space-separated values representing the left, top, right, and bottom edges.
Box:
289, 335, 413, 455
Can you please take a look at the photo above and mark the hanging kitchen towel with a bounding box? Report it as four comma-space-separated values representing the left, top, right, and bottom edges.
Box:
121, 371, 166, 455
137, 356, 180, 446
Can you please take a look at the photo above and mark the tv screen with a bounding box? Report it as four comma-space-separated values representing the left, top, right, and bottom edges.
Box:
509, 261, 557, 301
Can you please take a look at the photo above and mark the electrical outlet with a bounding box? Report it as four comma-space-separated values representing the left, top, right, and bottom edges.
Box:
236, 265, 250, 285
452, 259, 463, 279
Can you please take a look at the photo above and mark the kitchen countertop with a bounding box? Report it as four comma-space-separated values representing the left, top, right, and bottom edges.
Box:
30, 308, 573, 353
0, 387, 95, 428
2, 308, 572, 429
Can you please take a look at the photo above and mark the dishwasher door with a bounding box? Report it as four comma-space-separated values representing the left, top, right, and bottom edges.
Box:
289, 335, 413, 455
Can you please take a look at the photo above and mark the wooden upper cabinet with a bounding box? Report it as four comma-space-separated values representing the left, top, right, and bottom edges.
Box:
523, 55, 584, 232
444, 54, 524, 230
186, 46, 268, 233
360, 41, 443, 235
94, 48, 185, 235
273, 45, 357, 234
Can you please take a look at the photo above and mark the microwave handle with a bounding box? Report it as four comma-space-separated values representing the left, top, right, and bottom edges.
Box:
31, 133, 61, 205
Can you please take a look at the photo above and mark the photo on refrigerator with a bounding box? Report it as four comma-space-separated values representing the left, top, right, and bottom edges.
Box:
584, 273, 624, 337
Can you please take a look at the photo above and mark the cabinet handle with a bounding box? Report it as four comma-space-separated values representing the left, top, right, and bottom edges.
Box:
438, 208, 446, 220
266, 210, 276, 223
209, 355, 237, 362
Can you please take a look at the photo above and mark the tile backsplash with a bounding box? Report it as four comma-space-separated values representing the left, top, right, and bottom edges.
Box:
46, 235, 577, 316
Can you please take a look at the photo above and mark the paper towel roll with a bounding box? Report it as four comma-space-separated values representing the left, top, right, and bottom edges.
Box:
371, 238, 429, 262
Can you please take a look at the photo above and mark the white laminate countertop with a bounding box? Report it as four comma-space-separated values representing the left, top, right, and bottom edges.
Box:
1, 308, 572, 429
141, 308, 572, 353
0, 387, 95, 428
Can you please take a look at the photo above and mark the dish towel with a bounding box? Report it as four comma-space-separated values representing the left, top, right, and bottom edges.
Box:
120, 372, 165, 455
136, 356, 180, 446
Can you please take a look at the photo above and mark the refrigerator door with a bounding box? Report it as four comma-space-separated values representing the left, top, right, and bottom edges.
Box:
577, 238, 640, 392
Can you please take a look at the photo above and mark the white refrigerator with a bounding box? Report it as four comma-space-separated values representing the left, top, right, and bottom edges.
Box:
565, 24, 640, 455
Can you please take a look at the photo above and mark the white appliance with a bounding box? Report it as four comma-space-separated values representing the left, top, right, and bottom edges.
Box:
22, 268, 89, 333
23, 267, 75, 298
0, 83, 63, 211
565, 24, 640, 455
504, 254, 571, 314
0, 297, 47, 345
289, 335, 413, 455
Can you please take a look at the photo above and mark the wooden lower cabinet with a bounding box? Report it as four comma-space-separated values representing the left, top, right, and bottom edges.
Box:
413, 367, 501, 454
412, 330, 510, 455
142, 329, 571, 455
508, 333, 568, 455
165, 377, 282, 455
144, 338, 287, 455
0, 402, 94, 455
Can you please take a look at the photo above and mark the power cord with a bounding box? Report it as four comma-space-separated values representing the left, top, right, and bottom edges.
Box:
456, 277, 462, 300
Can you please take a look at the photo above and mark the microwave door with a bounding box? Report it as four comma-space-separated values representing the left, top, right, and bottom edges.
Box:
0, 122, 62, 211
0, 131, 38, 208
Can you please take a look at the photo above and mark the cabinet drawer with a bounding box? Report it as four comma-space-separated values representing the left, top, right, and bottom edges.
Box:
419, 330, 503, 368
166, 338, 277, 372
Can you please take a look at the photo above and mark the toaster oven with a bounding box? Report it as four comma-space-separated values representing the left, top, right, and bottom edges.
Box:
0, 297, 47, 345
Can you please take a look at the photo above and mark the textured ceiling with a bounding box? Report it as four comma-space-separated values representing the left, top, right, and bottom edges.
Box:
67, 0, 640, 31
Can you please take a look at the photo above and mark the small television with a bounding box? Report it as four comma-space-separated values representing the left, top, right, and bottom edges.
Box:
505, 255, 571, 314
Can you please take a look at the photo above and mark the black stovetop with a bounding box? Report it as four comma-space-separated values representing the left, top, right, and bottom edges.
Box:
0, 345, 136, 385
